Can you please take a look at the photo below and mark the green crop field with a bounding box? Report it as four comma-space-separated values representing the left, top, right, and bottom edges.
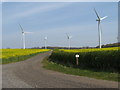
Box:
49, 47, 119, 72
0, 49, 50, 64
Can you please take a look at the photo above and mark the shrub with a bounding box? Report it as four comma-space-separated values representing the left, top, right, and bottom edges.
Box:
49, 48, 119, 72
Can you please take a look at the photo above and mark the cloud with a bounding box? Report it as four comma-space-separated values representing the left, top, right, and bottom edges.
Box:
8, 3, 72, 20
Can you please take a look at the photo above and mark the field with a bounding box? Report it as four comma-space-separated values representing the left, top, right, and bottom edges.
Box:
49, 47, 119, 72
0, 49, 50, 64
61, 47, 119, 52
42, 47, 119, 81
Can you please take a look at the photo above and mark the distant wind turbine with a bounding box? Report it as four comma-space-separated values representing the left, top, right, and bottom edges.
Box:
19, 24, 33, 49
44, 36, 47, 49
66, 33, 72, 49
94, 8, 107, 48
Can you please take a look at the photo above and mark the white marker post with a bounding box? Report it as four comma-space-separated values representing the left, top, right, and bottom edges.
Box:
75, 54, 79, 66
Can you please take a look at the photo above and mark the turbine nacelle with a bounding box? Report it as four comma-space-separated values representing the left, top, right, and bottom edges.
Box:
66, 33, 72, 39
22, 32, 24, 34
96, 19, 100, 22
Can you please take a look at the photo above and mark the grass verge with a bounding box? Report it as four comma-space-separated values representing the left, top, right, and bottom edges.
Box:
42, 57, 119, 82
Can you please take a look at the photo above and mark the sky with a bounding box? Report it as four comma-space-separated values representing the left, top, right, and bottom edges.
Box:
0, 2, 2, 49
2, 2, 118, 48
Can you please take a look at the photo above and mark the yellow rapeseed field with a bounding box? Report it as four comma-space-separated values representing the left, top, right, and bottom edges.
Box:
0, 49, 50, 64
1, 49, 50, 59
61, 47, 119, 53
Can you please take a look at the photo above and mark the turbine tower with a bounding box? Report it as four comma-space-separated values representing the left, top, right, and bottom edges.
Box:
94, 8, 107, 48
44, 36, 47, 49
19, 24, 32, 49
66, 34, 72, 49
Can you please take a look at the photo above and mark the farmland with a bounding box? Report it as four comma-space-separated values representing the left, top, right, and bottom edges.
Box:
49, 47, 119, 72
42, 47, 119, 81
61, 47, 119, 52
0, 49, 50, 64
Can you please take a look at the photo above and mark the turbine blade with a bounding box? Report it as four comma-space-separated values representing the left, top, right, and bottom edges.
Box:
69, 36, 72, 39
24, 32, 33, 34
19, 24, 24, 32
100, 16, 107, 20
94, 8, 100, 19
66, 33, 69, 39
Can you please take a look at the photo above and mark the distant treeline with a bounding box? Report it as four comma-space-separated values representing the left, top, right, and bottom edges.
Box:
31, 42, 120, 49
100, 42, 120, 48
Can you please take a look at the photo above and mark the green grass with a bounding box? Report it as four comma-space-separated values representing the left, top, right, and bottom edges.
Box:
42, 58, 119, 82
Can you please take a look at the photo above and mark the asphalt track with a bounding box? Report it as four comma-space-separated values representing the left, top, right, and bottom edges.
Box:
2, 51, 118, 88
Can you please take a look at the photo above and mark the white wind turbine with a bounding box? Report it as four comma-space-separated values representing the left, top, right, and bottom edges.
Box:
44, 36, 47, 49
66, 33, 72, 49
19, 24, 33, 49
94, 8, 107, 48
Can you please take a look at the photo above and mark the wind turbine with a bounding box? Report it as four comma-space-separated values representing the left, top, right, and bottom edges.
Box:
66, 33, 72, 49
44, 36, 47, 49
19, 24, 33, 49
94, 8, 107, 48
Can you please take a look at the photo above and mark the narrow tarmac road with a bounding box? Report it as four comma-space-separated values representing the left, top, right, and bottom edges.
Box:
2, 51, 118, 88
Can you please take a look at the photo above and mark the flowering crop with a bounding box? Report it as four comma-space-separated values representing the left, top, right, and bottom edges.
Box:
0, 49, 50, 64
61, 47, 119, 53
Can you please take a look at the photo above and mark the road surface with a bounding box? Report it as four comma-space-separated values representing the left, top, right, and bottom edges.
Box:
2, 51, 118, 88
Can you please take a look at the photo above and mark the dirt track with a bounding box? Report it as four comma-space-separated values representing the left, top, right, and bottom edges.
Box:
2, 51, 118, 88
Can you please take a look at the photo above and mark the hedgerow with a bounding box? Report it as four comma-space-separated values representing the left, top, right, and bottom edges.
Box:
49, 48, 119, 72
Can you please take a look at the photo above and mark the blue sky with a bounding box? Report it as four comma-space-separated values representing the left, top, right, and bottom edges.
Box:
2, 2, 118, 48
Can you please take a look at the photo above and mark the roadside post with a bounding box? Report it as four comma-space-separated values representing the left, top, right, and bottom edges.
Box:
75, 54, 79, 66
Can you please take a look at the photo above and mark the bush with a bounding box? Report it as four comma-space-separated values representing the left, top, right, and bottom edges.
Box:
49, 50, 120, 72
